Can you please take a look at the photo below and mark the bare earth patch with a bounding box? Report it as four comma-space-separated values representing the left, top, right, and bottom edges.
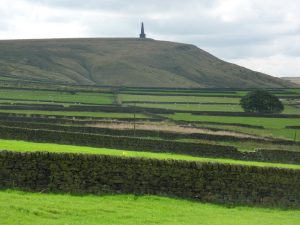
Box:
88, 121, 267, 140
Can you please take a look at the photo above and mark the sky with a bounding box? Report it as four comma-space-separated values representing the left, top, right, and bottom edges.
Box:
0, 0, 300, 77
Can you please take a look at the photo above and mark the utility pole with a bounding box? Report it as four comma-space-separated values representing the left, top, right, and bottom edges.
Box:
133, 103, 136, 137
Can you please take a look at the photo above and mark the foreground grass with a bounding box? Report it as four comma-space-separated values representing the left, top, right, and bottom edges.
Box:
0, 190, 299, 225
0, 139, 299, 169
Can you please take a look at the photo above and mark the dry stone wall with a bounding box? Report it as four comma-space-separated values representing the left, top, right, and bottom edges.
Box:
0, 151, 299, 207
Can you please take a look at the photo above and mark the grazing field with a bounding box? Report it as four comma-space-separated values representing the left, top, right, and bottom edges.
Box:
132, 103, 243, 112
120, 94, 241, 103
128, 102, 299, 114
168, 113, 300, 129
206, 140, 300, 152
193, 123, 300, 145
0, 109, 148, 119
1, 190, 300, 225
283, 105, 300, 115
168, 113, 300, 140
0, 86, 300, 223
1, 139, 300, 169
121, 93, 300, 114
0, 89, 113, 104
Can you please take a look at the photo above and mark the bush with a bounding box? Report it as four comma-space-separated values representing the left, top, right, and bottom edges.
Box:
240, 90, 284, 113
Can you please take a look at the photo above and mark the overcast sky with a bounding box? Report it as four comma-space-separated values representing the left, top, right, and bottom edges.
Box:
1, 0, 300, 77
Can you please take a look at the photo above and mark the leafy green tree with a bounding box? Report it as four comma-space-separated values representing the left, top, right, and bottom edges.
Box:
240, 90, 284, 113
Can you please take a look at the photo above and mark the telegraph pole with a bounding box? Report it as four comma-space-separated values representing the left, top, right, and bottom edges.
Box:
133, 103, 136, 137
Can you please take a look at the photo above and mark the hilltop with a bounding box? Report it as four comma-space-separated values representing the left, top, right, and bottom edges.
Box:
0, 38, 293, 88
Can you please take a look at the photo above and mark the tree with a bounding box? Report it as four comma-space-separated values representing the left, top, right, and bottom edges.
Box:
240, 90, 284, 113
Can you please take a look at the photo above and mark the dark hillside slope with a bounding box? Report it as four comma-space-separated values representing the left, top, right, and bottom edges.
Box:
0, 38, 293, 88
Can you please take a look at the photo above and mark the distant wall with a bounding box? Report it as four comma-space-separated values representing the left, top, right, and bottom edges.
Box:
0, 120, 267, 142
0, 112, 161, 122
0, 126, 300, 164
2, 119, 300, 147
191, 111, 300, 118
0, 151, 299, 207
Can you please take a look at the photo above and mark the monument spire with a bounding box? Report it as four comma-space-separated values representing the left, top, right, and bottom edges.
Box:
139, 22, 146, 39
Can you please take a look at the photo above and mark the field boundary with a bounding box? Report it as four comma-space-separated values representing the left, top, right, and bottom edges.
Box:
0, 151, 299, 207
0, 126, 300, 164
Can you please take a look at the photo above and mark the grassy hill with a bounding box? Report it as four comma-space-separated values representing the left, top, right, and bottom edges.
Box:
0, 38, 293, 88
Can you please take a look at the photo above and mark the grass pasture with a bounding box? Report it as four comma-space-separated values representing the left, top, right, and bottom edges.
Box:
0, 89, 113, 104
121, 92, 300, 116
168, 113, 300, 129
0, 109, 148, 119
1, 190, 300, 225
1, 139, 300, 169
168, 113, 300, 141
0, 86, 300, 224
132, 103, 243, 112
120, 94, 241, 103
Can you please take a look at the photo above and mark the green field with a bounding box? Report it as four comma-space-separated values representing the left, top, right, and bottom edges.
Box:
0, 87, 299, 217
168, 113, 300, 140
169, 113, 300, 129
196, 123, 300, 142
0, 41, 299, 224
284, 105, 300, 114
132, 103, 242, 112
180, 138, 300, 152
122, 94, 300, 114
120, 94, 241, 103
0, 89, 113, 104
1, 190, 299, 225
0, 99, 70, 106
1, 139, 299, 169
0, 109, 148, 119
130, 102, 300, 114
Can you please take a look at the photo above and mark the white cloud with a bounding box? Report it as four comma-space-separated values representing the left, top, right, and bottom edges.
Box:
232, 54, 300, 77
0, 0, 87, 39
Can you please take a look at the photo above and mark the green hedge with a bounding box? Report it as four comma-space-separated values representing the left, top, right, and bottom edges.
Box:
0, 151, 299, 207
